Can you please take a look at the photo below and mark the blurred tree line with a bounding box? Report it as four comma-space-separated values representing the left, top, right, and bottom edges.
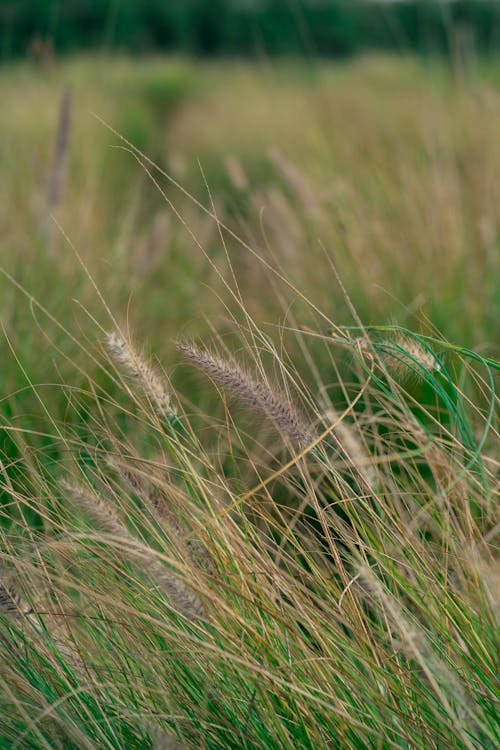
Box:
0, 0, 499, 60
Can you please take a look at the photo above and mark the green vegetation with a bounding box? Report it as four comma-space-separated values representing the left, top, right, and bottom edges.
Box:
3, 1, 500, 60
0, 55, 498, 749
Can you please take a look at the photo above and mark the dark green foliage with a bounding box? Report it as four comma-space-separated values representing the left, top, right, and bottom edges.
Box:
3, 1, 500, 61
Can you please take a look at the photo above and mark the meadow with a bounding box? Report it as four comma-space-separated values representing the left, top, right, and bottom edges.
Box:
0, 54, 498, 749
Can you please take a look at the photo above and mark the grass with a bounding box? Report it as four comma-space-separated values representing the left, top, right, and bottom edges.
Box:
0, 53, 498, 749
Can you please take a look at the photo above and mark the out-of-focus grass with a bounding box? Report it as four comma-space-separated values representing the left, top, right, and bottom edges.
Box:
1, 55, 499, 343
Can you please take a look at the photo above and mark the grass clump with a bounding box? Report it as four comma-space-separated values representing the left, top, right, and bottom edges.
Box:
0, 306, 497, 749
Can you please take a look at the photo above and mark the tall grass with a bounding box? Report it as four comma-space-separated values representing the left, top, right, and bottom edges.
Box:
0, 309, 497, 749
0, 54, 498, 749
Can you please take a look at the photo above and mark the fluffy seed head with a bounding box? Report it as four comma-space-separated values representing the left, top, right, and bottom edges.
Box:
60, 478, 125, 538
105, 332, 177, 419
354, 334, 440, 379
177, 342, 314, 450
106, 455, 215, 575
60, 479, 205, 621
383, 335, 441, 377
355, 564, 470, 726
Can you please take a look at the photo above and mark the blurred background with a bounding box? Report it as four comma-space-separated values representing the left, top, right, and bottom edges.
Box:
2, 1, 500, 60
0, 0, 499, 440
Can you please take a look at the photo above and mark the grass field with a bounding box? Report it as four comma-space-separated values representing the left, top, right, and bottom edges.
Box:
0, 54, 498, 749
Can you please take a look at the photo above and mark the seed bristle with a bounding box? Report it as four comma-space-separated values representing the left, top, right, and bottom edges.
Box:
177, 342, 314, 450
105, 332, 177, 419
